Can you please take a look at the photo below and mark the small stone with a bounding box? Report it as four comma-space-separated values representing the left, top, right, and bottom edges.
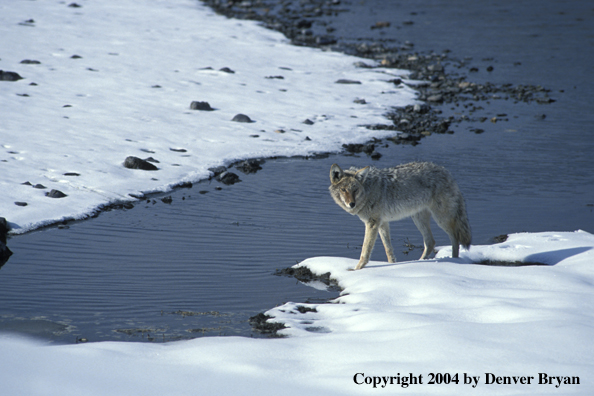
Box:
190, 101, 214, 111
170, 148, 187, 152
335, 79, 361, 84
161, 196, 173, 204
427, 94, 443, 103
46, 189, 67, 198
353, 98, 367, 104
353, 61, 371, 68
71, 55, 82, 59
14, 202, 28, 207
487, 66, 494, 72
63, 172, 80, 176
303, 119, 314, 125
427, 64, 444, 72
68, 2, 82, 7
217, 171, 241, 185
0, 70, 24, 81
219, 67, 235, 73
123, 156, 159, 171
33, 184, 46, 189
315, 36, 337, 45
236, 159, 263, 174
231, 114, 253, 123
20, 60, 41, 64
208, 166, 227, 177
372, 21, 391, 29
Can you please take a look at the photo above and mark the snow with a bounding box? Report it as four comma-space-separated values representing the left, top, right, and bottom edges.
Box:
0, 0, 416, 234
1, 231, 593, 395
1, 1, 593, 395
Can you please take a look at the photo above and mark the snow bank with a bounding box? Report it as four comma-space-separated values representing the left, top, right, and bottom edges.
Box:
0, 0, 415, 234
1, 231, 592, 395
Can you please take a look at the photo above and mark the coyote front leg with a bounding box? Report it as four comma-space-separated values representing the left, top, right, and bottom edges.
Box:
354, 219, 380, 270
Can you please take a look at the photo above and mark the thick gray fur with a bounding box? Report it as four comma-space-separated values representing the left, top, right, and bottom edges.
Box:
329, 162, 471, 270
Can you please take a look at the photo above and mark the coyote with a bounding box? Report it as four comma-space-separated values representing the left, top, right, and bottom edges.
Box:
329, 162, 471, 270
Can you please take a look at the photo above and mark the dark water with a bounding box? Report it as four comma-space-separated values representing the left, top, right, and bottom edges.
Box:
1, 0, 593, 343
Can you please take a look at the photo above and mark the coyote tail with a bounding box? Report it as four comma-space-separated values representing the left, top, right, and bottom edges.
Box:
455, 199, 472, 249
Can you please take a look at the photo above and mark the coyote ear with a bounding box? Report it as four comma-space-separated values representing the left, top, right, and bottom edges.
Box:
330, 163, 344, 184
356, 166, 370, 179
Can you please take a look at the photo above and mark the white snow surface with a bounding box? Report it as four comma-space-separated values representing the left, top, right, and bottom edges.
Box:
1, 231, 593, 394
0, 0, 416, 234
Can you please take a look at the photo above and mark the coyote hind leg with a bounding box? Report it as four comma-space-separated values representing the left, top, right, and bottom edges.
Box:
379, 222, 396, 263
411, 209, 435, 260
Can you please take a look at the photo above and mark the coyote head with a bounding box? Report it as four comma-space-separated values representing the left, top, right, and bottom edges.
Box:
329, 164, 369, 214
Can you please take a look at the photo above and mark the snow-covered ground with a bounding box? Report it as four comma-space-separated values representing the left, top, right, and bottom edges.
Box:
0, 0, 415, 234
1, 231, 593, 395
2, 1, 593, 395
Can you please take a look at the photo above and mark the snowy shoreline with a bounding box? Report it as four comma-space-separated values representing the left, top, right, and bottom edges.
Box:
1, 0, 416, 235
2, 230, 593, 395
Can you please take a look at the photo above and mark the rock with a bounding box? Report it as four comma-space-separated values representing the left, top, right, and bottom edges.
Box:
63, 172, 80, 176
370, 151, 382, 160
231, 114, 253, 123
20, 60, 41, 64
208, 166, 227, 178
0, 217, 11, 268
335, 79, 361, 84
123, 156, 159, 171
219, 67, 235, 73
217, 171, 241, 185
236, 159, 263, 174
161, 196, 173, 204
46, 189, 67, 198
303, 119, 314, 125
33, 184, 46, 189
0, 217, 9, 245
249, 313, 286, 334
371, 21, 391, 29
14, 202, 28, 207
426, 94, 443, 103
427, 63, 444, 72
315, 35, 337, 46
190, 101, 214, 111
353, 61, 372, 68
0, 70, 24, 81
